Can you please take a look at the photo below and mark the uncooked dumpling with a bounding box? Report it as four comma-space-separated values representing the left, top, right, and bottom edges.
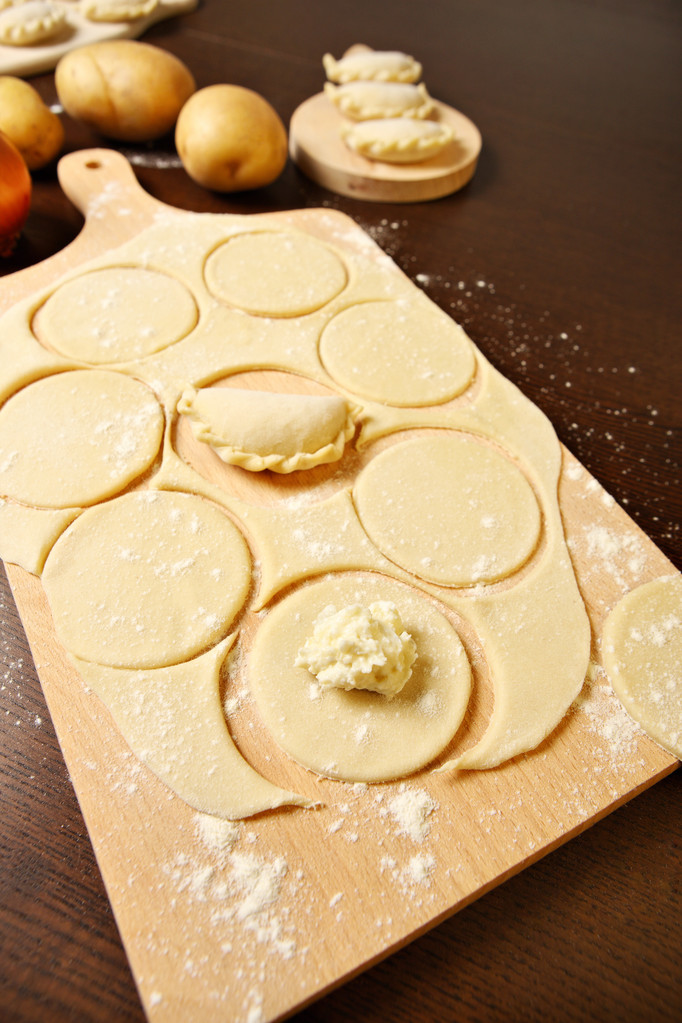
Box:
324, 81, 434, 121
342, 118, 455, 164
177, 385, 358, 473
81, 0, 158, 22
323, 49, 422, 84
0, 1, 65, 46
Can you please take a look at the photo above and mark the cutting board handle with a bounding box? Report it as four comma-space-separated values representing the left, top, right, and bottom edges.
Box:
57, 148, 161, 223
0, 149, 167, 315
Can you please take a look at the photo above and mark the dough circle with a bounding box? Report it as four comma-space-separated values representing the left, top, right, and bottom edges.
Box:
248, 574, 472, 782
42, 490, 252, 669
602, 575, 682, 759
319, 299, 475, 406
36, 267, 198, 364
204, 231, 348, 317
0, 370, 163, 508
354, 433, 541, 586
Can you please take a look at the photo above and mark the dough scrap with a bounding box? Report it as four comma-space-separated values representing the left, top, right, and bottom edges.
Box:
354, 433, 541, 587
319, 297, 475, 406
0, 207, 595, 815
249, 574, 471, 782
36, 266, 198, 364
80, 0, 158, 22
342, 117, 456, 164
0, 370, 163, 508
324, 80, 434, 121
602, 575, 682, 759
72, 636, 312, 819
204, 230, 347, 317
0, 500, 77, 575
177, 385, 358, 473
42, 489, 252, 669
0, 1, 65, 46
322, 49, 422, 84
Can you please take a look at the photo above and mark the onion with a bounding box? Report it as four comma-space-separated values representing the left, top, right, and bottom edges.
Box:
0, 129, 31, 257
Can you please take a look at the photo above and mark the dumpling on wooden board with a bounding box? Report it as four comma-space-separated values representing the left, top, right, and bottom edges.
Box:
0, 1, 66, 46
342, 117, 456, 164
324, 80, 434, 121
80, 0, 159, 23
323, 48, 422, 84
177, 386, 360, 473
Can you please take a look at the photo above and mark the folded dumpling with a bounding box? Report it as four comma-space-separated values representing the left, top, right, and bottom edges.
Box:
0, 1, 65, 46
81, 0, 159, 22
178, 387, 359, 473
342, 117, 455, 163
323, 49, 422, 84
324, 80, 434, 121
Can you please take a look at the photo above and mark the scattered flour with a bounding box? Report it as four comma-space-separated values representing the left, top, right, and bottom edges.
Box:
194, 812, 240, 857
405, 853, 436, 885
380, 851, 437, 892
386, 785, 438, 842
573, 662, 643, 763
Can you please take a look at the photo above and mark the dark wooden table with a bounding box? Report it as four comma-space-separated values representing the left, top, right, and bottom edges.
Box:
1, 2, 680, 1020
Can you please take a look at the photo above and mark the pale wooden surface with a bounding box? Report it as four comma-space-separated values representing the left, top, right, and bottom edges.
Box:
289, 92, 481, 203
1, 148, 678, 1023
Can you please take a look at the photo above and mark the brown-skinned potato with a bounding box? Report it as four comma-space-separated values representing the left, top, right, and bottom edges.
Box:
175, 84, 288, 192
56, 40, 195, 142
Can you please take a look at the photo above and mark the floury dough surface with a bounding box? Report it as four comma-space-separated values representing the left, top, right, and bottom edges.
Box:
204, 230, 348, 317
250, 575, 470, 782
602, 575, 682, 759
71, 637, 312, 820
0, 208, 606, 817
0, 369, 163, 508
319, 297, 475, 406
35, 266, 198, 363
354, 433, 541, 586
42, 490, 252, 669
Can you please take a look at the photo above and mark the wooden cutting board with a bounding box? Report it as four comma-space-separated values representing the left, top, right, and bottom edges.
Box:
0, 149, 678, 1023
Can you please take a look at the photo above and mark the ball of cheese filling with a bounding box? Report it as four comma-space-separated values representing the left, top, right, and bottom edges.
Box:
295, 601, 417, 698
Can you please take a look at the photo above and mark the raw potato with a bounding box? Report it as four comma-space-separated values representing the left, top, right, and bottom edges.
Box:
175, 84, 288, 192
55, 40, 196, 142
0, 76, 63, 170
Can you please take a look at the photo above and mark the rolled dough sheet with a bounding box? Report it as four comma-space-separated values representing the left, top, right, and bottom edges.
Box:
0, 210, 660, 818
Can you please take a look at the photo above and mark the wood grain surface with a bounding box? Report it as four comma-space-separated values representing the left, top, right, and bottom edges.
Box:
1, 2, 680, 1022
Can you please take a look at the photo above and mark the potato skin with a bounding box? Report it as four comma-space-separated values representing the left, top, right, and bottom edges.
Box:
55, 40, 196, 142
175, 84, 288, 192
0, 77, 63, 170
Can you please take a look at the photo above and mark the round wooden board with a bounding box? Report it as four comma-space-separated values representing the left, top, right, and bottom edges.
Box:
289, 91, 482, 203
